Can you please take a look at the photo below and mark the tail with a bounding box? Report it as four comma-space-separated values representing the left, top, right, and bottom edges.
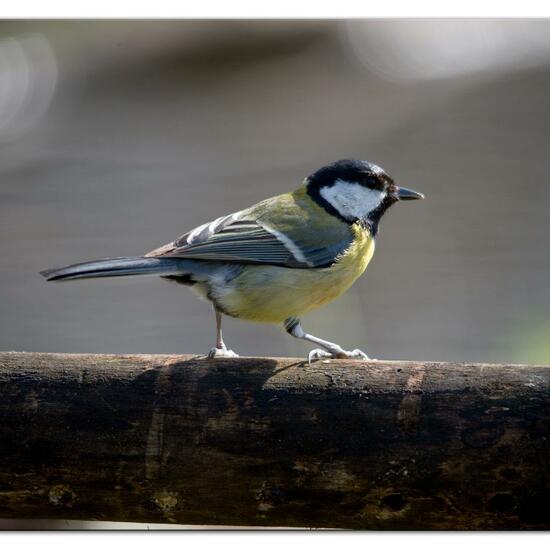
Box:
40, 256, 189, 282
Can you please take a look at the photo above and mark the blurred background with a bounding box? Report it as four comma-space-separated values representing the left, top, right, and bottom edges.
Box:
1, 19, 550, 370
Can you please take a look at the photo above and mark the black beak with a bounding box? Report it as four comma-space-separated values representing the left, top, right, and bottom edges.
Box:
396, 186, 425, 201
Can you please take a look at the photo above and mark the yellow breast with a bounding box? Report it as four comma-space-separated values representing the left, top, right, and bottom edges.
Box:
217, 223, 375, 323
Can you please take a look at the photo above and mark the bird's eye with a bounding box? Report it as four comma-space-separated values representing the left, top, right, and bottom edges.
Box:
361, 173, 384, 190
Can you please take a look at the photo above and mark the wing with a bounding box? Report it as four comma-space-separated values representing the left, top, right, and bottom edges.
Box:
145, 194, 355, 269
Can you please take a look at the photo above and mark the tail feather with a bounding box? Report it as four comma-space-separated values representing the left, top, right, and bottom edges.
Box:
40, 256, 188, 282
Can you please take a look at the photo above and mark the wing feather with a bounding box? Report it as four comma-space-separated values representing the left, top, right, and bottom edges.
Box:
146, 204, 354, 268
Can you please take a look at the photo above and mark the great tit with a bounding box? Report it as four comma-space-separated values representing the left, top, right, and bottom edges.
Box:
41, 159, 424, 362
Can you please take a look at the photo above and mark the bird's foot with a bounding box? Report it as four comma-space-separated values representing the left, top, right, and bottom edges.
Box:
307, 347, 369, 365
208, 346, 239, 359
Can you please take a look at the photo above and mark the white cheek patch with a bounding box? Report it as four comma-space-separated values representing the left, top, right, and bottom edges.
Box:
320, 179, 386, 220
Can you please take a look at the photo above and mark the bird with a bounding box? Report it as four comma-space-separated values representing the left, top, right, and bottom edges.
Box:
41, 159, 424, 362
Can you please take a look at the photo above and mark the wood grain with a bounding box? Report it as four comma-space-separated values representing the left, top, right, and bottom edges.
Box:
0, 352, 549, 529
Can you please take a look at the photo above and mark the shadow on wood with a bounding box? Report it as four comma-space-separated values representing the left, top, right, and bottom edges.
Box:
0, 352, 549, 529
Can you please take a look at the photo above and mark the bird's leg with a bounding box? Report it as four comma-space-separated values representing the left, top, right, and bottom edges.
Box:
215, 309, 225, 349
208, 308, 239, 358
284, 317, 369, 365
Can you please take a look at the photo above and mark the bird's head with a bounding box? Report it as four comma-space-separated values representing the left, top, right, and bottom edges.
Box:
305, 159, 424, 233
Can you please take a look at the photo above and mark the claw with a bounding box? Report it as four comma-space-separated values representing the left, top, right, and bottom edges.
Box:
208, 347, 239, 359
308, 348, 333, 365
346, 349, 370, 360
307, 347, 369, 365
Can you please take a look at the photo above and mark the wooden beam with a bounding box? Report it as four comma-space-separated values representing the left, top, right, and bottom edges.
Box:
0, 352, 549, 529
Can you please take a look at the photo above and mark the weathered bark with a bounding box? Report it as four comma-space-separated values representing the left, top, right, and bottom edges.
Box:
0, 351, 549, 529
